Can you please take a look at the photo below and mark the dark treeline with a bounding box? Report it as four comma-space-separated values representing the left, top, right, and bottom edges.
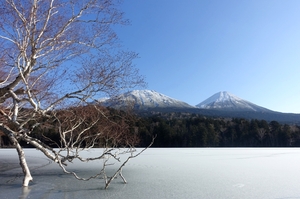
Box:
136, 113, 300, 147
2, 108, 300, 148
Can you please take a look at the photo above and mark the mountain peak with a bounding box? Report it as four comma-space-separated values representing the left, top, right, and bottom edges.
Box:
207, 91, 241, 103
101, 89, 195, 110
196, 91, 271, 112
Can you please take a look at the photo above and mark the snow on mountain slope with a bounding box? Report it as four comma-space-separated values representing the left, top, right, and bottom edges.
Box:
196, 91, 272, 112
101, 90, 195, 110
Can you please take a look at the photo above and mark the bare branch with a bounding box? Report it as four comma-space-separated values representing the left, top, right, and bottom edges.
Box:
0, 0, 147, 188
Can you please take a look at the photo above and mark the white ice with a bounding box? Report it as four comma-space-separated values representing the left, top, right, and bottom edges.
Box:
1, 148, 300, 199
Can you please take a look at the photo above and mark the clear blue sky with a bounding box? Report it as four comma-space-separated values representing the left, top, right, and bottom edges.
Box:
115, 0, 300, 113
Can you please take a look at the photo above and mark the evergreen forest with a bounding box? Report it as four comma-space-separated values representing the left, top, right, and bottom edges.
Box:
136, 113, 300, 147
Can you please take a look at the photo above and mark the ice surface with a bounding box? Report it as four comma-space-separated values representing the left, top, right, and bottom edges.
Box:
1, 148, 300, 199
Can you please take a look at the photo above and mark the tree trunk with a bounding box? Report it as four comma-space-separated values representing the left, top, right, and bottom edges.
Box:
9, 135, 33, 186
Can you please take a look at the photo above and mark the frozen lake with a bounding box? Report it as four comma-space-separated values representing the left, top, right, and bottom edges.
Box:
1, 148, 300, 199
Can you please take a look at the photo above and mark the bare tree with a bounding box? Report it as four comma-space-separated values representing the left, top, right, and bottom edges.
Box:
257, 128, 266, 145
0, 0, 149, 188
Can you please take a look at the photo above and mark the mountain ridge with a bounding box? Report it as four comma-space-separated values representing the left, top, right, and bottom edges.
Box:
101, 90, 195, 110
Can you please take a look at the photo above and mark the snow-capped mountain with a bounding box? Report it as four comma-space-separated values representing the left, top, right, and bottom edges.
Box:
99, 90, 300, 123
101, 90, 195, 110
196, 91, 272, 112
